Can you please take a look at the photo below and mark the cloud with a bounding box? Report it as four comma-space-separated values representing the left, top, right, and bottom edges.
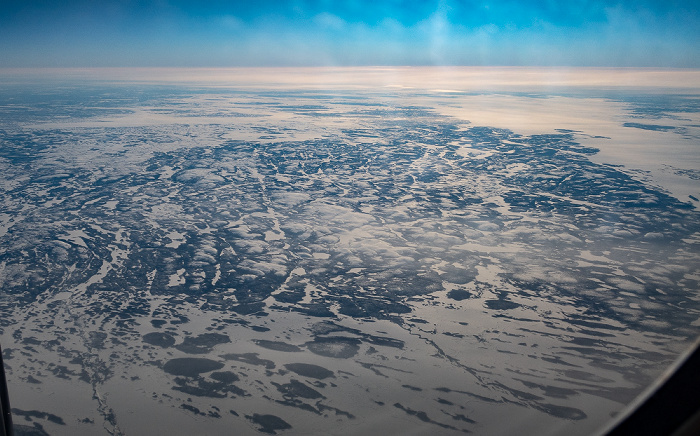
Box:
313, 12, 346, 31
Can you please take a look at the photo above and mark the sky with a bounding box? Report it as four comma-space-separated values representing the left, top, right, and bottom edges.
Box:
0, 0, 699, 67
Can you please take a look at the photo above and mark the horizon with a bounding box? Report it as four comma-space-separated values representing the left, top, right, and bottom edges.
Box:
2, 66, 700, 92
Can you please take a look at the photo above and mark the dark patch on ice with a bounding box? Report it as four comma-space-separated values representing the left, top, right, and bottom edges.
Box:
567, 336, 602, 347
451, 413, 476, 424
284, 363, 334, 379
162, 357, 223, 377
365, 335, 404, 349
317, 402, 355, 419
497, 383, 543, 401
305, 337, 360, 358
253, 339, 303, 352
173, 378, 226, 398
221, 352, 275, 369
434, 387, 502, 404
48, 365, 77, 380
181, 404, 205, 416
274, 398, 320, 414
273, 379, 324, 399
150, 319, 167, 328
180, 404, 221, 418
87, 331, 108, 349
210, 371, 240, 383
22, 337, 41, 346
393, 403, 464, 432
170, 315, 189, 325
402, 384, 422, 391
172, 375, 247, 398
484, 299, 520, 310
11, 409, 65, 425
534, 403, 587, 420
447, 289, 471, 301
175, 333, 231, 354
142, 332, 175, 348
575, 328, 615, 338
311, 321, 405, 349
246, 413, 292, 434
409, 318, 429, 324
541, 355, 581, 368
622, 122, 676, 132
337, 296, 412, 318
517, 379, 578, 399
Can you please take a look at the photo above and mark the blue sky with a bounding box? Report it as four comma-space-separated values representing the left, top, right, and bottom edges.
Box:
1, 0, 698, 67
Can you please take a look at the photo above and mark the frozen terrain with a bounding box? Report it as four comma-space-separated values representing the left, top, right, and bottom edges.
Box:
0, 68, 699, 435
